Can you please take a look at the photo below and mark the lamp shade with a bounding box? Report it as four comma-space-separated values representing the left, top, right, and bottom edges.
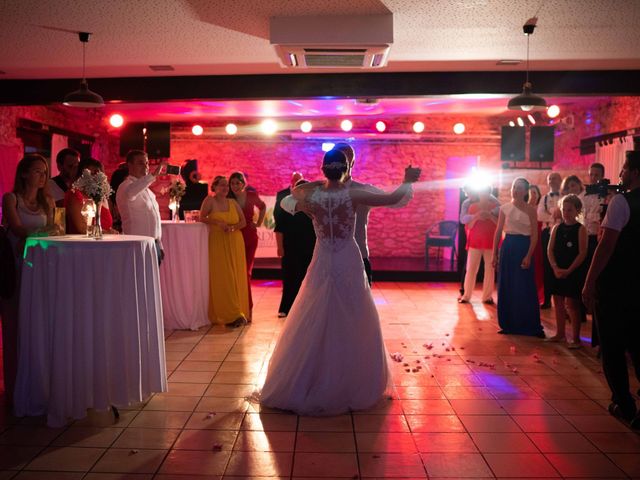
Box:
63, 80, 104, 107
508, 82, 547, 112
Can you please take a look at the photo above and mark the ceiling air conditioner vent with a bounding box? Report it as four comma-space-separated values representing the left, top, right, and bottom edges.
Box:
271, 14, 393, 69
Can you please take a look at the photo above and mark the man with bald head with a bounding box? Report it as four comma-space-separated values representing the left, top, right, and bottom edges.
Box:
274, 172, 316, 317
537, 171, 563, 308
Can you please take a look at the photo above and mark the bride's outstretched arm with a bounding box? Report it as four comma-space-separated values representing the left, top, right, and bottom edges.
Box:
351, 166, 421, 207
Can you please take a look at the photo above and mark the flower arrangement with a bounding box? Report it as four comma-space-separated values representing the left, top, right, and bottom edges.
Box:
166, 180, 186, 202
72, 169, 113, 204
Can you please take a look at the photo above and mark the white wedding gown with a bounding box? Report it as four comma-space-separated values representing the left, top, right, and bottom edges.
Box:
260, 186, 390, 415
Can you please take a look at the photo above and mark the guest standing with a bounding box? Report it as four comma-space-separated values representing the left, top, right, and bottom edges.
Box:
48, 148, 80, 207
228, 171, 266, 318
459, 185, 499, 304
528, 184, 546, 305
200, 176, 249, 328
109, 162, 129, 232
1, 154, 56, 405
64, 158, 114, 234
537, 172, 562, 308
493, 177, 544, 337
547, 194, 588, 348
116, 150, 166, 264
274, 174, 316, 317
178, 159, 208, 220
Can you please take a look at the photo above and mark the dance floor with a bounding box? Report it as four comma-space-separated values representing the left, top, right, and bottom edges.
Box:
1, 281, 639, 479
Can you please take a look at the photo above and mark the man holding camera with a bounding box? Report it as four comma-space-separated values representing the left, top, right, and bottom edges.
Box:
582, 151, 640, 428
117, 150, 167, 265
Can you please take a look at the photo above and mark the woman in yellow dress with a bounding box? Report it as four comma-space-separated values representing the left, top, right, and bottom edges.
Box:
199, 176, 250, 327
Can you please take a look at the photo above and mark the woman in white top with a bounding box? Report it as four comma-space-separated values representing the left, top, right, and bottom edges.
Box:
1, 154, 56, 406
492, 177, 544, 337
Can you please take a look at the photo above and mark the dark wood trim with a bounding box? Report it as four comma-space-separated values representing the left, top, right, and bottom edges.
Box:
17, 118, 95, 143
2, 70, 640, 105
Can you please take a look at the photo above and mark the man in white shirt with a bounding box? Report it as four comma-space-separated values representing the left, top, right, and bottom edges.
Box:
48, 148, 80, 207
537, 172, 562, 308
582, 151, 640, 428
116, 150, 166, 263
281, 143, 414, 284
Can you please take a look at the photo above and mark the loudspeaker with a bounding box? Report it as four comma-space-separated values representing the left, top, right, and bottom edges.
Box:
530, 126, 555, 162
119, 123, 145, 157
146, 122, 171, 159
501, 126, 525, 161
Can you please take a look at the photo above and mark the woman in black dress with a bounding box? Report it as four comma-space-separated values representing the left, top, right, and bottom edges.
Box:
547, 194, 588, 348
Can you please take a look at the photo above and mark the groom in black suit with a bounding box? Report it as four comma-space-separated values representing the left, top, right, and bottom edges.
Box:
274, 172, 316, 317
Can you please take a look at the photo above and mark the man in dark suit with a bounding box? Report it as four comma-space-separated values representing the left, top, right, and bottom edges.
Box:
178, 159, 208, 219
274, 172, 316, 317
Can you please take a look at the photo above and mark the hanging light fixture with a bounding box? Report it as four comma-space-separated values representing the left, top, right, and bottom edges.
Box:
63, 32, 104, 107
507, 18, 547, 112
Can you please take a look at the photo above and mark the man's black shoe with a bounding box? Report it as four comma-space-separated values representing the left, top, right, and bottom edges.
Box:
608, 402, 637, 423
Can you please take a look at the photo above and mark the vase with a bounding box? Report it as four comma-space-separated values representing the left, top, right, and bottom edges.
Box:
173, 200, 181, 222
92, 202, 103, 239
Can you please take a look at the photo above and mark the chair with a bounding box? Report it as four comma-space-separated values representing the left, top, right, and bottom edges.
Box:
425, 220, 459, 271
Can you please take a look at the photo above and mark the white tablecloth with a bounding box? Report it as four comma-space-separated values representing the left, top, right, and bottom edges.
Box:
14, 235, 167, 427
160, 222, 210, 331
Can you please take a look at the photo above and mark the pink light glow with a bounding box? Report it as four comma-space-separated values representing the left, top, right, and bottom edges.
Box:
376, 121, 386, 132
109, 114, 124, 128
192, 125, 203, 136
300, 121, 312, 133
341, 119, 353, 132
413, 121, 425, 133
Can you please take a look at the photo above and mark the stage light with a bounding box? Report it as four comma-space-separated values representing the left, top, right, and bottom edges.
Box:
547, 105, 560, 118
300, 121, 312, 133
465, 167, 492, 191
527, 114, 536, 124
322, 142, 335, 152
509, 121, 516, 127
225, 123, 238, 135
341, 119, 353, 132
517, 117, 524, 127
413, 121, 425, 133
261, 119, 278, 135
453, 123, 465, 134
109, 114, 124, 128
192, 125, 203, 136
375, 121, 386, 132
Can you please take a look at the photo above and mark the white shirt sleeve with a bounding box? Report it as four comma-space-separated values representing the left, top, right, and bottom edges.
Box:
460, 199, 472, 224
280, 194, 298, 215
601, 194, 630, 232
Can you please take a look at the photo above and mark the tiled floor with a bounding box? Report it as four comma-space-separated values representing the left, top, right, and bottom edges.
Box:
1, 281, 639, 479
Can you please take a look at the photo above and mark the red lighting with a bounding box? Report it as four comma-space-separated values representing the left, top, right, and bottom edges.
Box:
375, 121, 386, 132
109, 114, 124, 128
192, 125, 203, 136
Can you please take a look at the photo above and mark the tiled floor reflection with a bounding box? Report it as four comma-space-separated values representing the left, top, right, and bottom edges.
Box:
1, 280, 639, 479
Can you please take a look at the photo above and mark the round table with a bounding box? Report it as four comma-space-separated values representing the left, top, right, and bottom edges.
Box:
14, 235, 167, 427
160, 221, 210, 330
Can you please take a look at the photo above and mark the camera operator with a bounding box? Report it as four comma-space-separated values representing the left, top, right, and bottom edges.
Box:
582, 151, 640, 428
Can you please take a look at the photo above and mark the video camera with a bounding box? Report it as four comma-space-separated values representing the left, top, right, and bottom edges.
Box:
584, 178, 622, 198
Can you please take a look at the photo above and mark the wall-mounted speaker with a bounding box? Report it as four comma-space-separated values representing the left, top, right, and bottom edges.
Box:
119, 123, 144, 157
501, 126, 525, 161
530, 126, 555, 162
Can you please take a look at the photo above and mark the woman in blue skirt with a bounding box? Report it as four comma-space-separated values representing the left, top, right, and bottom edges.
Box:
492, 177, 545, 337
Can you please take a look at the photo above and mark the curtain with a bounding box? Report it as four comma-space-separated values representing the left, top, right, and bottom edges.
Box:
595, 135, 634, 181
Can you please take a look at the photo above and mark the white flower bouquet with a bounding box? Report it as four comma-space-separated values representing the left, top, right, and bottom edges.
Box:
166, 180, 186, 202
72, 169, 113, 204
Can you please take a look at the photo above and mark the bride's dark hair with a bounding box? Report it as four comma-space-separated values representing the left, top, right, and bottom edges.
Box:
321, 150, 347, 181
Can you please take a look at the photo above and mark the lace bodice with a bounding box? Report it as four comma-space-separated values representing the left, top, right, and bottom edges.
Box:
306, 187, 355, 251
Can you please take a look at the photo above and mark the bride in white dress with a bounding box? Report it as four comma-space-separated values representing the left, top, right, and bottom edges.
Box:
260, 150, 420, 415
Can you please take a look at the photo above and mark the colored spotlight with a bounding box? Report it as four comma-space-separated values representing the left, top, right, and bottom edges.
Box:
341, 119, 353, 132
547, 105, 560, 118
109, 114, 124, 128
453, 123, 465, 134
413, 121, 425, 133
300, 121, 312, 133
261, 119, 278, 135
225, 123, 238, 135
516, 117, 524, 127
375, 121, 386, 132
192, 125, 203, 136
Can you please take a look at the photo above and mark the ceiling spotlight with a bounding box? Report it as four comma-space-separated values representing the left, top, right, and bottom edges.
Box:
341, 119, 353, 132
517, 117, 525, 127
413, 121, 425, 133
261, 119, 278, 135
108, 114, 124, 128
192, 125, 203, 136
300, 121, 312, 133
509, 121, 516, 127
453, 123, 465, 134
527, 114, 536, 124
507, 18, 547, 112
375, 121, 386, 132
547, 105, 560, 118
225, 123, 238, 135
63, 32, 104, 107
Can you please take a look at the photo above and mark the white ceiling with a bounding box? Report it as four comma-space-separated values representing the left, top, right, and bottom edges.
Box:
1, 0, 639, 79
